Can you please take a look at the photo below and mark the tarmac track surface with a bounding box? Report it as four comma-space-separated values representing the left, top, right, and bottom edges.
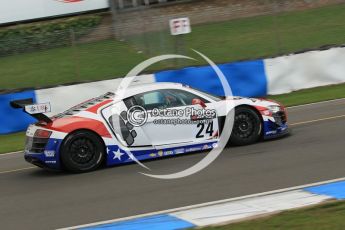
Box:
0, 99, 344, 229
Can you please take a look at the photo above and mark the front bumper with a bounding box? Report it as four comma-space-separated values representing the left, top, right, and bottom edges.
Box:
263, 124, 289, 139
263, 110, 289, 139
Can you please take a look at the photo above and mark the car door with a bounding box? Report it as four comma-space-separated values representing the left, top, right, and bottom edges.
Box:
102, 100, 152, 148
172, 89, 220, 144
125, 89, 219, 148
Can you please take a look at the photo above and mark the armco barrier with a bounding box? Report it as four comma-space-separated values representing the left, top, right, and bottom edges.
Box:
1, 47, 345, 134
0, 90, 37, 134
265, 47, 345, 95
155, 60, 267, 97
0, 75, 155, 134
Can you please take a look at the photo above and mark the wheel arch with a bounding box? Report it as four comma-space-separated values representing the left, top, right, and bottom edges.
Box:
234, 104, 264, 138
59, 128, 107, 169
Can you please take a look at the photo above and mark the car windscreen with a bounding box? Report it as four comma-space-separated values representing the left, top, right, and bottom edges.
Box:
187, 87, 223, 102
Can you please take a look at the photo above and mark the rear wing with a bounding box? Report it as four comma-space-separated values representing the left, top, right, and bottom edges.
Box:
10, 99, 52, 123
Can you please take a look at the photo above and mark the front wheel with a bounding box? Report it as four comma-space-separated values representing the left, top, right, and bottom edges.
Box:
60, 130, 105, 173
229, 107, 262, 146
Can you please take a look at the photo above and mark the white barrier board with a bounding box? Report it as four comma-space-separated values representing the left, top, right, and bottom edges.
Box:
0, 0, 109, 24
265, 47, 345, 95
35, 75, 155, 116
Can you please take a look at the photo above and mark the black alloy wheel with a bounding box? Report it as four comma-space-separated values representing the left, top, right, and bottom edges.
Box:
229, 107, 262, 146
61, 130, 105, 173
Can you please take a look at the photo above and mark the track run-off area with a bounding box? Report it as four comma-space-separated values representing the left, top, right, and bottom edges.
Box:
0, 98, 344, 229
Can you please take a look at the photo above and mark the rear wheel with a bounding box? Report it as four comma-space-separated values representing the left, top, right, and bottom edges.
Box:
229, 107, 262, 146
61, 130, 105, 173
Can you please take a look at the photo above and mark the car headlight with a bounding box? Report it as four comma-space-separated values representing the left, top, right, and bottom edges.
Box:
267, 105, 281, 113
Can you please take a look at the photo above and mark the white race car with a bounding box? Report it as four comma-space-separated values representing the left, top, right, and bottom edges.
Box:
12, 83, 288, 172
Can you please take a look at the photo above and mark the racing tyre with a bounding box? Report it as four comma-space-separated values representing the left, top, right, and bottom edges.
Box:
61, 130, 105, 173
229, 107, 262, 146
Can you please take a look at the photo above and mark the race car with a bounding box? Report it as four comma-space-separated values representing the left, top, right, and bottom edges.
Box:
11, 83, 288, 172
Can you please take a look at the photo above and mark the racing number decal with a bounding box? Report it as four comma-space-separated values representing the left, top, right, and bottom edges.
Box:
196, 121, 214, 138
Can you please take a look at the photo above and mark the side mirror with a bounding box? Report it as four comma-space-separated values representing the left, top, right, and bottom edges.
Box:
192, 98, 207, 108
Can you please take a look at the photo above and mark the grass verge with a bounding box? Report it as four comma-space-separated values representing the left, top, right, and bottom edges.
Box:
1, 83, 345, 154
0, 4, 345, 90
0, 132, 25, 154
130, 3, 345, 65
201, 200, 345, 230
268, 83, 345, 107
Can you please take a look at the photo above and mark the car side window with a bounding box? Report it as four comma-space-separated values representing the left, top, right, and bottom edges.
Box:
166, 89, 210, 105
123, 96, 136, 109
133, 91, 169, 110
124, 89, 210, 110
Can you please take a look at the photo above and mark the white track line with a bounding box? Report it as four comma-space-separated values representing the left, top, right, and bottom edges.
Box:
0, 166, 36, 175
290, 114, 345, 126
0, 151, 22, 156
59, 177, 345, 230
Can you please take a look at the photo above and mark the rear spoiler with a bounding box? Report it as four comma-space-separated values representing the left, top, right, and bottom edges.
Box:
10, 98, 52, 123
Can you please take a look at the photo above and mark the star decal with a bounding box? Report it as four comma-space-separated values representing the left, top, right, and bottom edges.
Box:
113, 149, 124, 161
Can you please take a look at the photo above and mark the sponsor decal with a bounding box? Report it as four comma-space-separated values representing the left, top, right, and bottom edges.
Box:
212, 143, 218, 148
149, 153, 156, 157
266, 130, 277, 135
25, 103, 51, 115
202, 144, 211, 150
44, 150, 55, 158
164, 150, 174, 156
158, 150, 164, 157
185, 146, 202, 153
174, 148, 185, 154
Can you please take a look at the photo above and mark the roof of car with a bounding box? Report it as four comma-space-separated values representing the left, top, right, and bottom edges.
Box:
128, 82, 184, 90
114, 82, 186, 99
